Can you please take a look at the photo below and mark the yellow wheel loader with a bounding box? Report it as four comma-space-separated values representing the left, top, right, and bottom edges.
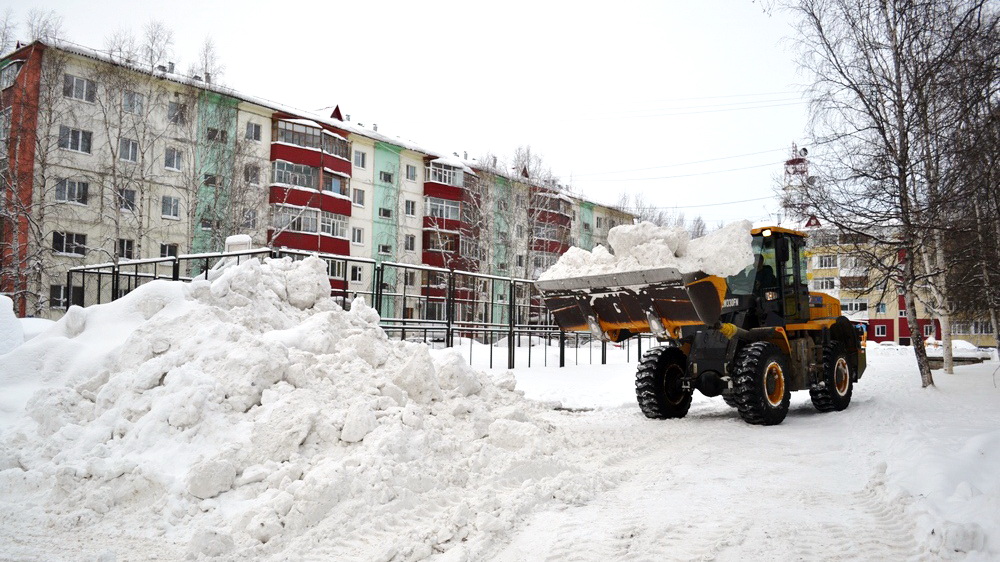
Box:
535, 226, 866, 425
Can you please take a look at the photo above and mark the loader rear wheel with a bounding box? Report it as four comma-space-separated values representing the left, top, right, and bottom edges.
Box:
733, 342, 790, 425
635, 346, 692, 419
810, 343, 853, 412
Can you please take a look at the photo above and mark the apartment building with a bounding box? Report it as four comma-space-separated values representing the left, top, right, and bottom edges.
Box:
1, 40, 634, 319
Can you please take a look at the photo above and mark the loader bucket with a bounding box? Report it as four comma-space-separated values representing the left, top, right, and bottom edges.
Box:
536, 268, 727, 342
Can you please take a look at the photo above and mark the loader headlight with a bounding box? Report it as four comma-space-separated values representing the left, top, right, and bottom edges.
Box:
765, 290, 779, 301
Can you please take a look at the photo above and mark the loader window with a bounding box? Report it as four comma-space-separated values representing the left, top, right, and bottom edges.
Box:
727, 236, 770, 295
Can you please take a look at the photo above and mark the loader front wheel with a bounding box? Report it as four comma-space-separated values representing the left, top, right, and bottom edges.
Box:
733, 342, 790, 425
810, 343, 853, 412
635, 346, 692, 419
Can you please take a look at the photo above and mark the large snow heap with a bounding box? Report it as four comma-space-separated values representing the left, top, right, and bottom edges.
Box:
538, 219, 755, 281
0, 256, 605, 560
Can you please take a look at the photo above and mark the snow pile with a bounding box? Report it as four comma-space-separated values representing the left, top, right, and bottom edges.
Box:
923, 338, 991, 360
538, 220, 755, 281
0, 295, 24, 354
0, 257, 609, 560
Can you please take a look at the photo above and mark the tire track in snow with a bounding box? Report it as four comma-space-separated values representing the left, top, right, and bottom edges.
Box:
496, 396, 921, 561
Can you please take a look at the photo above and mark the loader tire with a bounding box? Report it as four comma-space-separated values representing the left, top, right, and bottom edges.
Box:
635, 346, 692, 419
810, 343, 853, 412
733, 342, 790, 425
722, 392, 739, 408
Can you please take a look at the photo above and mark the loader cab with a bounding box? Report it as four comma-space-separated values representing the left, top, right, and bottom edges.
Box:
734, 227, 811, 326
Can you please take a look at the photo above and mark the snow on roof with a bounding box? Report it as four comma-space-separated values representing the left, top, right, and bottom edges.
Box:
429, 156, 477, 175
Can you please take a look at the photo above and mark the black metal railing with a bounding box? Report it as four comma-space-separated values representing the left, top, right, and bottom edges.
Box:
67, 247, 638, 369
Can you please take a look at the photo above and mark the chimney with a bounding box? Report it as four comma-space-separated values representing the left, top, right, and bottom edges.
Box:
205, 72, 212, 84
373, 123, 378, 132
346, 114, 351, 121
167, 61, 175, 73
463, 151, 468, 160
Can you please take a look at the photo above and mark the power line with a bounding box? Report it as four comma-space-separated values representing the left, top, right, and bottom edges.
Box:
649, 195, 776, 209
583, 160, 783, 182
573, 147, 792, 177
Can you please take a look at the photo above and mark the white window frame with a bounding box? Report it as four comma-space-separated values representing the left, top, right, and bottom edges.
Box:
245, 164, 260, 186
923, 323, 934, 336
123, 90, 143, 114
246, 121, 262, 141
425, 196, 460, 220
118, 188, 137, 211
320, 211, 348, 238
378, 244, 392, 255
164, 146, 182, 170
352, 188, 365, 207
351, 227, 364, 245
404, 234, 416, 252
160, 243, 178, 258
405, 164, 417, 181
350, 265, 363, 282
55, 179, 88, 205
168, 101, 187, 125
875, 325, 887, 337
63, 74, 96, 102
378, 207, 392, 219
118, 238, 135, 260
58, 126, 92, 154
379, 170, 394, 183
405, 200, 416, 216
353, 150, 367, 169
161, 195, 180, 219
119, 138, 139, 162
52, 231, 87, 256
817, 255, 837, 268
271, 205, 319, 234
815, 277, 835, 291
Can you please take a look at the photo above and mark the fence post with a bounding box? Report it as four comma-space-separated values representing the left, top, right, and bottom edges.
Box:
508, 281, 515, 369
65, 270, 73, 308
111, 265, 120, 302
446, 269, 455, 348
172, 257, 180, 281
374, 264, 383, 313
637, 334, 642, 359
602, 340, 607, 365
559, 330, 565, 368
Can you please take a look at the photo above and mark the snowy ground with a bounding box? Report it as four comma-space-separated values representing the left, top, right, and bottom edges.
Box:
1, 257, 998, 561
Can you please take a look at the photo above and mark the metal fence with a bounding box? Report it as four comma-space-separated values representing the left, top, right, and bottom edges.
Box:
66, 247, 645, 369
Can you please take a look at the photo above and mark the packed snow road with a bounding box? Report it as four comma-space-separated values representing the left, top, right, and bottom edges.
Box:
490, 347, 1000, 561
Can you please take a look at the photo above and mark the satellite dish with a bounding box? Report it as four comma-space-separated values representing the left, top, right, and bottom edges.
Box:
799, 147, 809, 157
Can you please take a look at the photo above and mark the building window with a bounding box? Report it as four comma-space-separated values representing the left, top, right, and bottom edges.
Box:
200, 218, 214, 231
123, 90, 143, 114
273, 160, 315, 189
118, 188, 136, 211
534, 224, 560, 241
0, 107, 9, 154
404, 234, 415, 251
323, 174, 348, 196
271, 205, 318, 233
817, 255, 837, 268
63, 74, 96, 102
875, 325, 887, 337
242, 209, 257, 229
426, 162, 459, 186
353, 150, 366, 169
378, 244, 392, 255
49, 284, 83, 309
320, 211, 348, 238
379, 171, 394, 183
899, 309, 907, 317
351, 227, 364, 244
582, 222, 591, 232
164, 146, 182, 170
0, 61, 23, 89
378, 207, 392, 219
425, 197, 460, 220
58, 126, 92, 153
326, 259, 345, 278
352, 188, 365, 206
405, 164, 417, 181
814, 277, 835, 291
404, 271, 416, 286
55, 179, 88, 205
517, 255, 524, 267
246, 121, 261, 141
596, 217, 604, 229
272, 121, 348, 158
119, 138, 139, 162
876, 303, 887, 314
168, 101, 187, 125
160, 243, 178, 258
161, 195, 180, 219
841, 299, 868, 313
923, 324, 934, 337
244, 164, 260, 185
52, 231, 87, 255
207, 127, 228, 143
118, 239, 135, 260
405, 200, 416, 216
350, 265, 363, 282
203, 174, 221, 187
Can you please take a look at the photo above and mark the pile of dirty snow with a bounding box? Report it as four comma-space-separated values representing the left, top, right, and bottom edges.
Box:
538, 220, 754, 281
0, 256, 610, 560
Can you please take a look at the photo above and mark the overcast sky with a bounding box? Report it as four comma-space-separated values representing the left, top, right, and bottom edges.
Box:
11, 1, 810, 227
